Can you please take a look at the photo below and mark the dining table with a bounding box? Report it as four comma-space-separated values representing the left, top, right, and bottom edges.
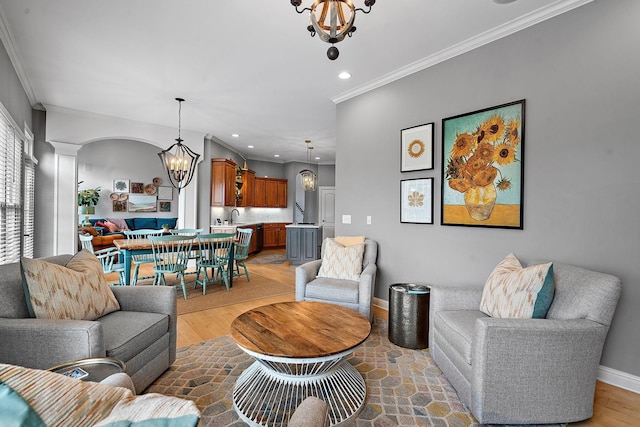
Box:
113, 237, 235, 287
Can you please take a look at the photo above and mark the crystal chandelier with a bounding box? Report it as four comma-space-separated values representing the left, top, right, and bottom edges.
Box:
291, 0, 376, 60
158, 98, 201, 193
299, 140, 317, 191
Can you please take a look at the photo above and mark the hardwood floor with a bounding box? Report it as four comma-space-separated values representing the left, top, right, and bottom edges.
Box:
168, 249, 639, 426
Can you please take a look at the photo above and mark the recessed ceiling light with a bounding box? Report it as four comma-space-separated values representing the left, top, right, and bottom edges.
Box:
274, 154, 280, 158
338, 71, 351, 80
248, 145, 254, 149
232, 133, 239, 138
315, 157, 320, 160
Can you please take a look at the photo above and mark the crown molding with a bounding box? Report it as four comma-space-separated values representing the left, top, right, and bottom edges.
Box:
332, 0, 593, 104
0, 4, 39, 107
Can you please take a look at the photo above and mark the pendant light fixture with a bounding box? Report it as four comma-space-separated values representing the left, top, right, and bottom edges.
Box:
158, 98, 201, 193
291, 0, 376, 60
299, 140, 318, 191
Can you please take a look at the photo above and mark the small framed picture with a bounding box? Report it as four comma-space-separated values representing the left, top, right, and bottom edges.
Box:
113, 179, 130, 193
159, 201, 171, 212
401, 178, 434, 224
401, 122, 434, 172
157, 186, 173, 200
128, 195, 157, 212
130, 182, 144, 194
112, 200, 127, 212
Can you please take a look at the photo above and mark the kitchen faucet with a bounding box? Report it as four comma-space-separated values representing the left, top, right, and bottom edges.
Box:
230, 208, 240, 224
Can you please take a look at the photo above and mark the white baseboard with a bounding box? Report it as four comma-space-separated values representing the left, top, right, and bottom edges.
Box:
598, 365, 640, 394
373, 298, 640, 394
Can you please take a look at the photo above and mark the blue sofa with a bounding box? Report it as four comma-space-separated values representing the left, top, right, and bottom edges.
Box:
89, 217, 178, 235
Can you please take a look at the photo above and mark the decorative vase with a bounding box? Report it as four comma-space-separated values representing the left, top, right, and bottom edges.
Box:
463, 183, 497, 221
78, 205, 95, 215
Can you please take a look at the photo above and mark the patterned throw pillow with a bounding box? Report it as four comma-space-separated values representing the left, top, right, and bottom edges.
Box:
21, 249, 120, 320
479, 253, 555, 319
0, 363, 130, 427
317, 238, 365, 281
106, 218, 130, 231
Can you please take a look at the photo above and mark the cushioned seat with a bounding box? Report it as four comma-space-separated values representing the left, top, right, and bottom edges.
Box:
99, 311, 168, 363
304, 277, 360, 304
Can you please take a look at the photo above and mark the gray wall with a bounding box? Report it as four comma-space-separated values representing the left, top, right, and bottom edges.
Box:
78, 139, 179, 220
0, 38, 31, 130
336, 0, 640, 376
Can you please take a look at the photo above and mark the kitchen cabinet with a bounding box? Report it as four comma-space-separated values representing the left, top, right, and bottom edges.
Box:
265, 179, 287, 208
245, 224, 258, 254
256, 178, 287, 208
254, 177, 266, 207
263, 222, 289, 248
236, 169, 255, 207
286, 225, 322, 265
210, 158, 237, 207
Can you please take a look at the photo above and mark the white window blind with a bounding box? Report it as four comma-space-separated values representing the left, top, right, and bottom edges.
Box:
23, 127, 36, 259
0, 108, 26, 264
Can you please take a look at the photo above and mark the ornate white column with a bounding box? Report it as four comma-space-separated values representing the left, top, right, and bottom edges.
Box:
49, 141, 81, 255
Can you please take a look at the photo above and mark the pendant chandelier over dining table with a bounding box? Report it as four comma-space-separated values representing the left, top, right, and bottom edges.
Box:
291, 0, 376, 60
158, 98, 201, 193
299, 139, 317, 191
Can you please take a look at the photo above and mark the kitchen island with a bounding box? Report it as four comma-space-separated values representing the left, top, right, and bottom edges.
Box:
285, 224, 323, 265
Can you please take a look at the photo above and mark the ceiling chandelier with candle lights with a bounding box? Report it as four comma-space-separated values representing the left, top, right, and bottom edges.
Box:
158, 98, 201, 193
291, 0, 376, 60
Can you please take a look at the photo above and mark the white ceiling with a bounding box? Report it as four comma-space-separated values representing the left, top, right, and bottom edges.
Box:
0, 0, 588, 164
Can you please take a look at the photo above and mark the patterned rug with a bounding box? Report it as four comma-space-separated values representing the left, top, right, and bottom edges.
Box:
246, 253, 288, 264
148, 318, 480, 426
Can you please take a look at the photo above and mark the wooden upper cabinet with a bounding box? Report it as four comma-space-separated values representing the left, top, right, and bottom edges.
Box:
254, 177, 267, 207
244, 176, 287, 208
211, 158, 237, 207
237, 169, 255, 207
264, 178, 288, 208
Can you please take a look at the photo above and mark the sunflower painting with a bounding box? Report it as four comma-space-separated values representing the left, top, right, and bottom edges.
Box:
441, 100, 525, 229
401, 123, 434, 172
401, 178, 433, 224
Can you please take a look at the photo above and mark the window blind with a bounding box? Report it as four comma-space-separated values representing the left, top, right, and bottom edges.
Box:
0, 108, 26, 264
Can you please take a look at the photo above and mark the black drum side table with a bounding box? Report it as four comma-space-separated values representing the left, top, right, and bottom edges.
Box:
388, 283, 431, 349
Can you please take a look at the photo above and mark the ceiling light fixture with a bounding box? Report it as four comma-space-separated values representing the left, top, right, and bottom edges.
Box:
291, 0, 376, 60
158, 98, 201, 193
338, 71, 352, 79
299, 139, 317, 191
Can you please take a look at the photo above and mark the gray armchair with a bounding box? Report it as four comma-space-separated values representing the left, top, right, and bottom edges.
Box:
0, 254, 177, 393
429, 261, 621, 425
296, 238, 378, 322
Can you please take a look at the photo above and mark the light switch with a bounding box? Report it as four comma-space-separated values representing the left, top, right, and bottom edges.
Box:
367, 216, 372, 225
342, 215, 351, 224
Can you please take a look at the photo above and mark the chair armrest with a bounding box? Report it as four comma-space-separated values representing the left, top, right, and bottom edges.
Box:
428, 285, 483, 348
471, 317, 608, 422
358, 263, 377, 321
110, 286, 177, 363
295, 259, 322, 301
0, 319, 105, 369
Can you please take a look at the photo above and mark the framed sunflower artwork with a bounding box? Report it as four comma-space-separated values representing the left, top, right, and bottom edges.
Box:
401, 178, 433, 224
401, 122, 434, 172
441, 99, 525, 229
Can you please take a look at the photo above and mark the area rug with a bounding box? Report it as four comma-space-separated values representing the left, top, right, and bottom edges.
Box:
138, 271, 294, 315
246, 253, 287, 264
147, 318, 475, 426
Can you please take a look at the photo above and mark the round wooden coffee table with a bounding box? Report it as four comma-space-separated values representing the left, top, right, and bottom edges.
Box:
230, 301, 371, 427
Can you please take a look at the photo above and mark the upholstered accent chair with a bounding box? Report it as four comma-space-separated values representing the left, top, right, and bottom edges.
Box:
295, 238, 378, 322
429, 261, 622, 425
0, 254, 178, 393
